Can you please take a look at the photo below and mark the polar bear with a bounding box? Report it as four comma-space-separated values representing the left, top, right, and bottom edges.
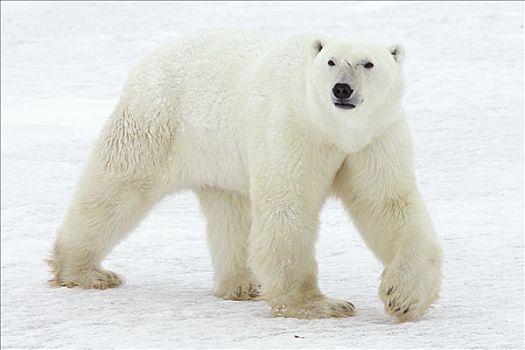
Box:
49, 30, 443, 322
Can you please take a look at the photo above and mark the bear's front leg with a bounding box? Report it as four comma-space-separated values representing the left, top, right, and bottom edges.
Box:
334, 118, 443, 322
247, 135, 354, 319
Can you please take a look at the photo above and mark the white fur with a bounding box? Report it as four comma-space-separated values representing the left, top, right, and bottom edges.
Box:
49, 30, 442, 321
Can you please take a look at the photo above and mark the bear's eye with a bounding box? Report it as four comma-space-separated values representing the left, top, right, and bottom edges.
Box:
327, 60, 335, 66
364, 62, 374, 69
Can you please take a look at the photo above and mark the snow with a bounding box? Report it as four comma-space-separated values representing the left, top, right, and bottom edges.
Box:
1, 1, 523, 348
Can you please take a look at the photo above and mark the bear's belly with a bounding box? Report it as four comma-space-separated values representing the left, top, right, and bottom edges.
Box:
167, 124, 250, 194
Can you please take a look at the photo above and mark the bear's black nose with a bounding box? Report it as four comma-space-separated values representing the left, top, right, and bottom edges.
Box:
332, 83, 353, 100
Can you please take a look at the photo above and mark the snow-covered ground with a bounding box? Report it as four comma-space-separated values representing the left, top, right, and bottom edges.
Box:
1, 2, 523, 348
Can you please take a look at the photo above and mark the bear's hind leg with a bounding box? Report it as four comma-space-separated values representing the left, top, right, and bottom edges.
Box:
49, 170, 166, 289
49, 101, 180, 289
197, 188, 259, 301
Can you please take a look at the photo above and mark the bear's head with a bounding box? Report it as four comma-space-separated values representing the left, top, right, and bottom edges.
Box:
305, 38, 406, 153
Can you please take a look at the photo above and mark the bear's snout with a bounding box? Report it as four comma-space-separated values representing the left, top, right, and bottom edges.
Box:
332, 83, 354, 100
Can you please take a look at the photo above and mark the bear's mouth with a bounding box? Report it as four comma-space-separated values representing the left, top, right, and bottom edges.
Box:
334, 102, 356, 109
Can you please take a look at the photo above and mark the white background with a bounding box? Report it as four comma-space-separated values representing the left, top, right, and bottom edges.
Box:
1, 1, 523, 348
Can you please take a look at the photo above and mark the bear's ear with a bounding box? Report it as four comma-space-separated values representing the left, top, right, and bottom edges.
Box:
389, 44, 405, 63
310, 38, 325, 56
